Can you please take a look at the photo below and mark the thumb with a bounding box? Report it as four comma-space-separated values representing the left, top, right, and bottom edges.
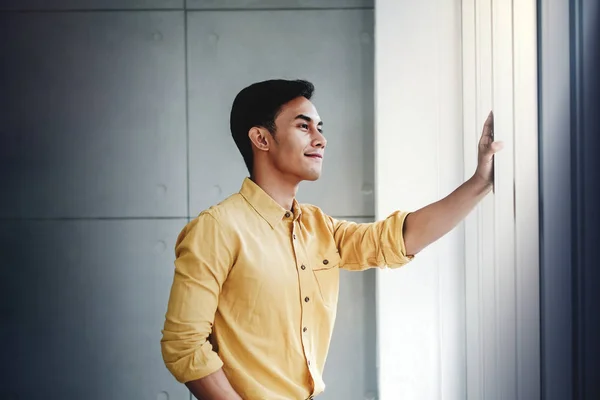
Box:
491, 141, 504, 153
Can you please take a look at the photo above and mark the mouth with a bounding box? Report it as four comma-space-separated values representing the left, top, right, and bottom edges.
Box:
304, 153, 323, 159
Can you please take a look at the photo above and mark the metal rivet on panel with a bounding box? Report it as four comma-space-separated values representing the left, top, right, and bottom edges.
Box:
152, 31, 163, 41
360, 32, 372, 44
156, 184, 168, 195
361, 183, 373, 195
208, 33, 219, 44
156, 391, 169, 400
155, 240, 167, 254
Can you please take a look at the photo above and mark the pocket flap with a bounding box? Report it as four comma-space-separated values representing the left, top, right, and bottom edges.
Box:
312, 251, 341, 271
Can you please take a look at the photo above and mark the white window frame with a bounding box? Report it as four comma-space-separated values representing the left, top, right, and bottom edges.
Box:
461, 0, 540, 399
375, 1, 540, 398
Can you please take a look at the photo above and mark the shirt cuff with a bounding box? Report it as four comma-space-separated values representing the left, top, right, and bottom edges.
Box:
381, 210, 415, 268
162, 338, 224, 383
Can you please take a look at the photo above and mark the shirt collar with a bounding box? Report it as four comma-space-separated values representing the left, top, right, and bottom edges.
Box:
239, 177, 301, 229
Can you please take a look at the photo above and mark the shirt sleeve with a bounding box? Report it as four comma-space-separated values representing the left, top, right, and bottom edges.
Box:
160, 212, 235, 383
329, 210, 415, 271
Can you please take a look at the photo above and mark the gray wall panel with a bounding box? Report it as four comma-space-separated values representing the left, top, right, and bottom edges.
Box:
0, 12, 187, 218
0, 0, 183, 10
0, 6, 378, 399
321, 216, 377, 400
186, 0, 373, 9
187, 10, 375, 217
0, 219, 190, 400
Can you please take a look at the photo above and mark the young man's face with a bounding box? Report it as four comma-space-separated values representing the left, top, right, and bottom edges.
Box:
267, 96, 327, 182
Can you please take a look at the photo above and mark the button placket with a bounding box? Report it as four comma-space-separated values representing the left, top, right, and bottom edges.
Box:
292, 216, 317, 379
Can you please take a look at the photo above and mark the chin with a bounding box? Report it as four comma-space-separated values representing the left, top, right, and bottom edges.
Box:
301, 170, 322, 182
303, 176, 320, 182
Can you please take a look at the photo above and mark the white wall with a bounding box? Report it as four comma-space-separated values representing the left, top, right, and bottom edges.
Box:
374, 1, 466, 399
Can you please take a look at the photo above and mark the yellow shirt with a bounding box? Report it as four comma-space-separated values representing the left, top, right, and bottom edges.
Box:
160, 178, 413, 399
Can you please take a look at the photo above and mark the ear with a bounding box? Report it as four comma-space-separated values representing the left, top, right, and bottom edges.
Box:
248, 127, 271, 152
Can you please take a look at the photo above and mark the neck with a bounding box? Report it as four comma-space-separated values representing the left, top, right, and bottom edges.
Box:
251, 168, 299, 211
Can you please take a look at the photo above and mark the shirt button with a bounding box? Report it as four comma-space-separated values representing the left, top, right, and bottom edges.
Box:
303, 327, 308, 332
293, 234, 296, 239
301, 265, 306, 270
285, 211, 291, 218
323, 259, 329, 265
307, 360, 311, 366
304, 296, 310, 302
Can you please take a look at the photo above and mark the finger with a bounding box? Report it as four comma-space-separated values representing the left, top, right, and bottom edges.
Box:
482, 110, 494, 137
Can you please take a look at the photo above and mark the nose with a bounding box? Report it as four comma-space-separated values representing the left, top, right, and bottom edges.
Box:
312, 130, 327, 148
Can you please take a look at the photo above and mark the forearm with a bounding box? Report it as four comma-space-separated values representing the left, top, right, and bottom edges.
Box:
186, 368, 243, 400
403, 174, 492, 255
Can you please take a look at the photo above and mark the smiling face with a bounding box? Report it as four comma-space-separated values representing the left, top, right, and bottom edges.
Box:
249, 96, 327, 183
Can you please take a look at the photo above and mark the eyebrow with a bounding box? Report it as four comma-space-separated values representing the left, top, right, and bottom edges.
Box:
295, 114, 323, 126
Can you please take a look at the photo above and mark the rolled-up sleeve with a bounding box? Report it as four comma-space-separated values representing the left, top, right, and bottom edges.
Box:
330, 210, 414, 271
160, 212, 235, 383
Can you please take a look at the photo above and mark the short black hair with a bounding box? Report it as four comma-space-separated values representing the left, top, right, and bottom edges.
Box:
230, 79, 315, 174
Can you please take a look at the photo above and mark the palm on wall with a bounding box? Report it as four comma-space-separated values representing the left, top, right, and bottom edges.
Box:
475, 111, 504, 188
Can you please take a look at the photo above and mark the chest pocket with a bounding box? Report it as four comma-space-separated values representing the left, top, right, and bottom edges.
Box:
312, 251, 341, 308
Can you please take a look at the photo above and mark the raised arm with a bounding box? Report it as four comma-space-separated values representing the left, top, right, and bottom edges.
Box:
403, 111, 503, 255
329, 112, 502, 267
160, 213, 242, 400
329, 210, 414, 271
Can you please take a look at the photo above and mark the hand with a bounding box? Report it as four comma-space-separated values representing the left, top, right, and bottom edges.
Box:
474, 111, 504, 188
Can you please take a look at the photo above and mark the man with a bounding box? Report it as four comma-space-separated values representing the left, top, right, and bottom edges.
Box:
160, 79, 502, 399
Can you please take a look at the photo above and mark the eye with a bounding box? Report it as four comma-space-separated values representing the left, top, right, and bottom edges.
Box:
300, 123, 309, 130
